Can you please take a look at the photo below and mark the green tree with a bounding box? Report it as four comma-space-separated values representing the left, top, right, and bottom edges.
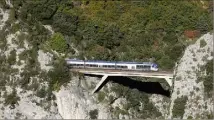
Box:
52, 12, 79, 36
96, 24, 123, 49
48, 59, 70, 91
48, 32, 68, 53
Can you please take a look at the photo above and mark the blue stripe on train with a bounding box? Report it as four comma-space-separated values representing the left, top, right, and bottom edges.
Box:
67, 59, 154, 65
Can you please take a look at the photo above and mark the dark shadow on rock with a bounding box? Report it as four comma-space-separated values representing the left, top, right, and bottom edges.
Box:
108, 76, 171, 97
84, 74, 103, 78
84, 74, 170, 97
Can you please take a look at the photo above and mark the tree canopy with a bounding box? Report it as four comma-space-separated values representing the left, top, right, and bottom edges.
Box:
12, 0, 213, 70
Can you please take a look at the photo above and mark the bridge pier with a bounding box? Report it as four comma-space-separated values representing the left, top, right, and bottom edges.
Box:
92, 75, 108, 94
165, 77, 173, 87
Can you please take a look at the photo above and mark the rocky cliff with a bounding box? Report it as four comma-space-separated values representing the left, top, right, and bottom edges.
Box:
0, 0, 213, 119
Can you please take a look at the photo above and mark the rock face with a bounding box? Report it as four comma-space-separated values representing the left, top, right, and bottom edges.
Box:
0, 8, 9, 30
168, 33, 213, 119
55, 77, 112, 119
37, 50, 53, 71
0, 87, 62, 119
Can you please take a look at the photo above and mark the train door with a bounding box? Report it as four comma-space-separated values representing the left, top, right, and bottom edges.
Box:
131, 66, 135, 70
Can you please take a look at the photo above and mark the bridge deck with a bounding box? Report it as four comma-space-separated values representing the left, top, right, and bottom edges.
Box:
70, 68, 173, 77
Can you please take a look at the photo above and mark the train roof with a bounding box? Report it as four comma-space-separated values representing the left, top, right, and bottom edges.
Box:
66, 59, 156, 65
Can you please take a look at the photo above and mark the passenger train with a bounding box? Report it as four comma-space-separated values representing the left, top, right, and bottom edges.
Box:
66, 59, 158, 71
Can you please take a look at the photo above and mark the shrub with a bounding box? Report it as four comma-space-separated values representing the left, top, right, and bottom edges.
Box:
19, 73, 30, 88
47, 32, 68, 53
19, 0, 58, 24
200, 39, 207, 48
8, 8, 16, 23
4, 88, 20, 109
203, 60, 213, 97
48, 59, 71, 91
89, 109, 98, 119
172, 96, 188, 118
187, 116, 193, 119
36, 87, 47, 98
52, 12, 78, 36
0, 78, 7, 90
7, 49, 16, 65
158, 55, 175, 70
97, 91, 105, 102
28, 79, 39, 91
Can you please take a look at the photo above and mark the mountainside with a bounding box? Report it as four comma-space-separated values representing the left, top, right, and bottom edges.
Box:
0, 0, 213, 119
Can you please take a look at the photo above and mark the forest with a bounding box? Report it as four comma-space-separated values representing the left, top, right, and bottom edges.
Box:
2, 0, 211, 70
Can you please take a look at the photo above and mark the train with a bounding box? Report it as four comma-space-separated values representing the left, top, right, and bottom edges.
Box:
66, 59, 159, 71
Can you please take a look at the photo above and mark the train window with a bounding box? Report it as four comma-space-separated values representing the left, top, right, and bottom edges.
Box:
93, 65, 98, 67
137, 65, 143, 68
109, 65, 114, 68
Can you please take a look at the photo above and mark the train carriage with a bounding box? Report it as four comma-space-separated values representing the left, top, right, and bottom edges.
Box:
66, 59, 158, 71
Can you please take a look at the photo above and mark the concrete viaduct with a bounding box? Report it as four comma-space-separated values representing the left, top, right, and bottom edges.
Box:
71, 69, 174, 94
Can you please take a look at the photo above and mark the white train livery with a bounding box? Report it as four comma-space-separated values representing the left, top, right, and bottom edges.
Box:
66, 59, 158, 71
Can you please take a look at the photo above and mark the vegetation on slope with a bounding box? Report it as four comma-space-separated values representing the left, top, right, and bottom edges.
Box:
11, 0, 213, 70
172, 96, 188, 118
203, 59, 213, 98
197, 59, 213, 98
